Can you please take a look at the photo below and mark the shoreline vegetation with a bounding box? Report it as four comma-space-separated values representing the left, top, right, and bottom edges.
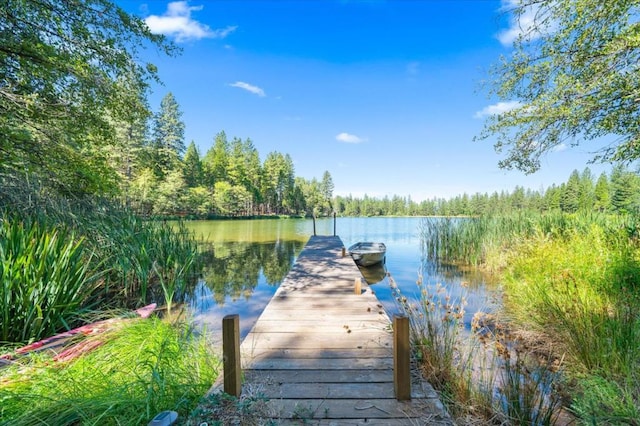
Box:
2, 190, 639, 424
2, 165, 640, 424
408, 211, 640, 424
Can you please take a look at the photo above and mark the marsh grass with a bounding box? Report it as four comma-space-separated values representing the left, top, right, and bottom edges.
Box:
0, 314, 219, 425
392, 273, 565, 425
84, 213, 200, 309
391, 275, 467, 393
418, 212, 640, 424
1, 193, 200, 343
504, 226, 640, 377
0, 217, 101, 343
419, 212, 638, 271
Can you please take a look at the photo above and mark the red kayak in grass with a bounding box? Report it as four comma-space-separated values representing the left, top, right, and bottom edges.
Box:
1, 304, 156, 365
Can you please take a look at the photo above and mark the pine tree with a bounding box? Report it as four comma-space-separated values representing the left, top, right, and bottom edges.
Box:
183, 141, 203, 188
203, 131, 229, 187
610, 165, 640, 214
151, 93, 185, 178
561, 170, 581, 213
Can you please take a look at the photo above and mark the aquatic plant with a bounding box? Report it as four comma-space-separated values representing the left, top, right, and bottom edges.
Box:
0, 217, 100, 343
391, 267, 567, 424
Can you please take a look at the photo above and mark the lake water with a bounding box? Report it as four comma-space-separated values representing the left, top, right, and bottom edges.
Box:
182, 217, 497, 343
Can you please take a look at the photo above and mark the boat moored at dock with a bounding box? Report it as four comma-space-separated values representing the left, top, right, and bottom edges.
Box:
347, 241, 386, 266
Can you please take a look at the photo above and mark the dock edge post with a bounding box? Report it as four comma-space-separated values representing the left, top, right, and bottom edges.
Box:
354, 277, 362, 295
222, 314, 241, 397
393, 315, 411, 400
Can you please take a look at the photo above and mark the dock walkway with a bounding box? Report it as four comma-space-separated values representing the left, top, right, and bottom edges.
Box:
236, 235, 452, 425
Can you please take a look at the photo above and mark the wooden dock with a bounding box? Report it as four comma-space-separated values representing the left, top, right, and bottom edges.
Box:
216, 235, 452, 425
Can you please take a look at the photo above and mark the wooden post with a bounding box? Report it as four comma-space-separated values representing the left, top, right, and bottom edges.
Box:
333, 212, 336, 236
312, 215, 316, 236
341, 246, 346, 257
222, 314, 241, 397
393, 315, 411, 400
354, 277, 362, 295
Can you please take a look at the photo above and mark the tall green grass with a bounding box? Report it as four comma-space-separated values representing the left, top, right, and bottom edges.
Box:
0, 316, 219, 425
503, 226, 640, 377
1, 205, 200, 343
88, 214, 199, 309
0, 218, 100, 343
419, 212, 638, 270
417, 211, 640, 424
391, 272, 564, 424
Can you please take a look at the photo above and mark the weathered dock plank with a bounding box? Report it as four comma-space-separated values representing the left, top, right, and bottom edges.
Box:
211, 235, 452, 425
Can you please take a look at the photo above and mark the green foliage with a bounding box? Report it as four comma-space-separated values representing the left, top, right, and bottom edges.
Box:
87, 212, 200, 308
203, 131, 230, 187
503, 225, 640, 377
0, 180, 202, 341
262, 152, 295, 215
0, 316, 219, 425
570, 375, 640, 424
418, 210, 640, 423
183, 141, 203, 188
0, 0, 175, 196
477, 0, 640, 171
0, 218, 100, 343
610, 163, 640, 213
151, 93, 185, 179
154, 170, 188, 216
594, 172, 611, 211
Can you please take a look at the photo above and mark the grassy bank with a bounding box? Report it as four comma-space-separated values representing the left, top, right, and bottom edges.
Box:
410, 212, 640, 424
0, 315, 219, 425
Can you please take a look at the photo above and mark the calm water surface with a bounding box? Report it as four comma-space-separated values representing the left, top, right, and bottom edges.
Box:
183, 217, 498, 343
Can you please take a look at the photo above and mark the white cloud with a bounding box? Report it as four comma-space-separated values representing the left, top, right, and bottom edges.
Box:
229, 81, 266, 97
474, 101, 522, 118
552, 143, 567, 152
144, 1, 237, 43
336, 133, 367, 144
497, 0, 542, 46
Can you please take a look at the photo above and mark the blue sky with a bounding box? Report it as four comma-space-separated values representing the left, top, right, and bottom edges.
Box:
117, 0, 610, 201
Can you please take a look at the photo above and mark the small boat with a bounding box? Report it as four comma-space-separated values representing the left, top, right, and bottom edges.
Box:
348, 242, 386, 267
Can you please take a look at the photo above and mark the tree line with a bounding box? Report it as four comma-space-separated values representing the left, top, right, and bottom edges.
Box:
114, 93, 335, 217
102, 92, 640, 219
110, 93, 640, 219
334, 165, 640, 217
3, 0, 639, 221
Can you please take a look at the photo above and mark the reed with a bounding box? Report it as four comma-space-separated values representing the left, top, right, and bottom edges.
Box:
419, 211, 637, 270
84, 213, 200, 307
391, 275, 466, 392
0, 315, 219, 425
503, 226, 640, 377
391, 274, 567, 424
1, 199, 200, 343
493, 215, 640, 422
0, 217, 100, 343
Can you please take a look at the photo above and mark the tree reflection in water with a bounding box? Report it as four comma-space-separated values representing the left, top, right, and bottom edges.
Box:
196, 240, 305, 305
